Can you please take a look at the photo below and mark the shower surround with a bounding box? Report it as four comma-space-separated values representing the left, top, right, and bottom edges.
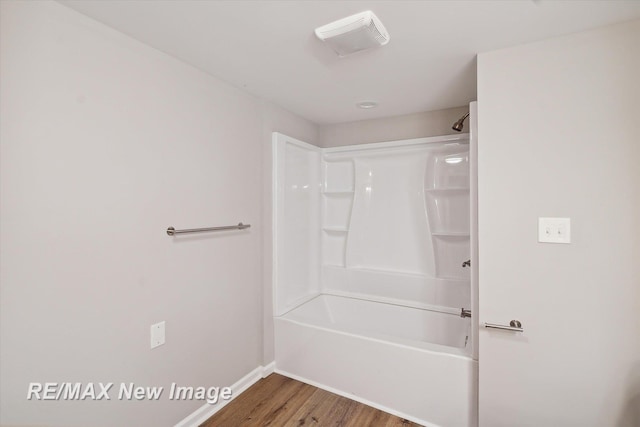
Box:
272, 132, 477, 427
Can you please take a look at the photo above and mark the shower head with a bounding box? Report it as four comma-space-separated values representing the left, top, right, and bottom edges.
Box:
452, 112, 470, 132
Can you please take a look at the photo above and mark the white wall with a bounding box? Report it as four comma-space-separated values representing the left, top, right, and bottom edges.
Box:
0, 1, 317, 426
318, 106, 469, 148
477, 19, 640, 426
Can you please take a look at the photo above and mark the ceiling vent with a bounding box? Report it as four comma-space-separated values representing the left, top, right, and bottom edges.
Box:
315, 11, 390, 57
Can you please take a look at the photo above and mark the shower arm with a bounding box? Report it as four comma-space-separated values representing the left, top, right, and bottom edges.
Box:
452, 112, 470, 132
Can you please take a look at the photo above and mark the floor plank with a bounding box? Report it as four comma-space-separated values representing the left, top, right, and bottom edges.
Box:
200, 373, 421, 427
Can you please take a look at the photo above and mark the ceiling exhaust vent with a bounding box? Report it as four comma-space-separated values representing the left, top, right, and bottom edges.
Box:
315, 11, 390, 57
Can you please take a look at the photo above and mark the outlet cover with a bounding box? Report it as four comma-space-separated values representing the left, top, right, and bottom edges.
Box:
150, 321, 165, 349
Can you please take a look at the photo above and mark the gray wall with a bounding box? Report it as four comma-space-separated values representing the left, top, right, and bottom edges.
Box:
318, 106, 469, 148
0, 2, 317, 426
477, 18, 640, 426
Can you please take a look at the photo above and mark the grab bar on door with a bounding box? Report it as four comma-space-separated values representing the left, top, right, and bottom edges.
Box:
484, 320, 523, 332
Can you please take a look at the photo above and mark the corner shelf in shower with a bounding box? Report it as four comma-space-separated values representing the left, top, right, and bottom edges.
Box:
322, 190, 354, 195
424, 187, 469, 193
321, 159, 355, 269
323, 230, 348, 267
322, 191, 354, 268
323, 226, 349, 233
431, 232, 470, 237
425, 184, 470, 280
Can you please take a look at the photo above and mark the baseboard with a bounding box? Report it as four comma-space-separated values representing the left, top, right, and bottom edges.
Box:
274, 368, 437, 427
174, 362, 276, 427
261, 361, 276, 377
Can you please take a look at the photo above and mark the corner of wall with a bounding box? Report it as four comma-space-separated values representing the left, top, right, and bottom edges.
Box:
317, 106, 471, 148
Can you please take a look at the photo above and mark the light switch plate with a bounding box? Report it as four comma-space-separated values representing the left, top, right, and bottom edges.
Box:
150, 321, 165, 349
538, 217, 571, 244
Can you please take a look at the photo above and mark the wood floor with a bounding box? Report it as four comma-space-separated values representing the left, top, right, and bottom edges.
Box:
200, 373, 422, 427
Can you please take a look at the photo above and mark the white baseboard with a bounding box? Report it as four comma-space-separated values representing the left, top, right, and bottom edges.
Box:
274, 368, 437, 427
174, 362, 276, 427
261, 361, 276, 377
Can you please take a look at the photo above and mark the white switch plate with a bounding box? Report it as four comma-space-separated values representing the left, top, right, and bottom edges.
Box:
538, 217, 571, 244
150, 321, 165, 349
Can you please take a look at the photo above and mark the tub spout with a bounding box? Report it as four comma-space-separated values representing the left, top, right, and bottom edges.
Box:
461, 308, 471, 318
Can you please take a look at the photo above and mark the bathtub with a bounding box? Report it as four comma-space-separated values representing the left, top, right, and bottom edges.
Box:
274, 294, 477, 427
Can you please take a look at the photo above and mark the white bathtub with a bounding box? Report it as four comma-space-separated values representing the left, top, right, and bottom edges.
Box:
274, 294, 477, 427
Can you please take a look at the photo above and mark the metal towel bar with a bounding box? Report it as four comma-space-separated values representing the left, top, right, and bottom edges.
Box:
484, 320, 523, 332
166, 223, 250, 236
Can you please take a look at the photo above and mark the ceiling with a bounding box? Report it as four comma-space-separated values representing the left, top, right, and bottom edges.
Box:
58, 1, 640, 124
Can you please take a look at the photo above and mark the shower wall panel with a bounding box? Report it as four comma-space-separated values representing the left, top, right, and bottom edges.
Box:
274, 134, 470, 315
318, 136, 471, 312
273, 135, 321, 315
346, 152, 434, 276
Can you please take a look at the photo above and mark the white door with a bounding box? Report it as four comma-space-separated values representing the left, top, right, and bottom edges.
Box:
474, 92, 539, 426
473, 98, 533, 427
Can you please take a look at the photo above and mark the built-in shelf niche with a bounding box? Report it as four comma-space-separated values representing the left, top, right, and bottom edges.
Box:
425, 189, 470, 235
323, 226, 349, 232
323, 190, 354, 195
433, 235, 471, 280
424, 146, 470, 280
323, 192, 352, 230
323, 232, 348, 267
321, 159, 355, 268
425, 188, 469, 192
431, 231, 470, 237
425, 149, 470, 190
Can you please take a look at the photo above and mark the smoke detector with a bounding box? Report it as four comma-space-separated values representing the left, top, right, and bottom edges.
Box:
315, 11, 390, 57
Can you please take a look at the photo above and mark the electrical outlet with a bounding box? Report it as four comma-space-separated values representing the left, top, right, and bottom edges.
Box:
538, 217, 571, 244
150, 321, 165, 349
